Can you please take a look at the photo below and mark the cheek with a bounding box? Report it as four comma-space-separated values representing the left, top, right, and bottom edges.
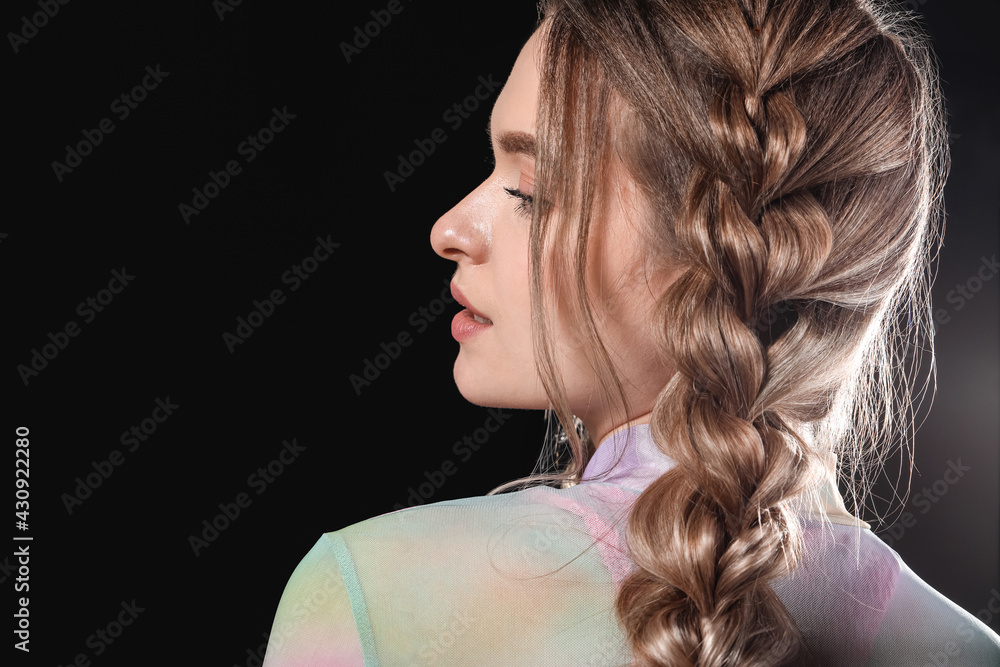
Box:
496, 229, 534, 357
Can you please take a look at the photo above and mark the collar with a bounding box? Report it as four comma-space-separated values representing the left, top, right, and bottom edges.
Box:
579, 423, 868, 529
581, 423, 675, 491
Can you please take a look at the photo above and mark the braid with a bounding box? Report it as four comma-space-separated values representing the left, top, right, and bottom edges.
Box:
532, 0, 945, 663
618, 2, 927, 664
616, 6, 837, 662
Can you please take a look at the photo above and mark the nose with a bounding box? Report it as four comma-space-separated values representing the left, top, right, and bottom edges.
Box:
430, 184, 491, 265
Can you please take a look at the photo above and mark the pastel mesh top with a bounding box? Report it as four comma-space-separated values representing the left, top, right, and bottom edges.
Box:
261, 424, 1000, 666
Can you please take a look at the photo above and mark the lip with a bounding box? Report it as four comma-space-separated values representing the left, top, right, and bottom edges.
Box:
450, 282, 493, 342
450, 283, 492, 322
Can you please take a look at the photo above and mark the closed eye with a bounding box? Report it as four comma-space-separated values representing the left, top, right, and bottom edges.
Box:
503, 186, 533, 218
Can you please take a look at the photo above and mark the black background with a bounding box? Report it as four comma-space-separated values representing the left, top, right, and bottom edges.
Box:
4, 1, 997, 665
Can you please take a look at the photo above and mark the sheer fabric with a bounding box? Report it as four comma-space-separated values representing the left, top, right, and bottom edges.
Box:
262, 425, 1000, 665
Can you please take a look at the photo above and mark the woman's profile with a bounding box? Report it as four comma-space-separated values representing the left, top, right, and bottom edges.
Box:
263, 0, 1000, 664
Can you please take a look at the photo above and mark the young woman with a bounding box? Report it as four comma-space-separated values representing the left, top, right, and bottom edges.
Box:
263, 0, 1000, 664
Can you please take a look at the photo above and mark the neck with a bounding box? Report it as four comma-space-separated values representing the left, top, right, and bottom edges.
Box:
588, 410, 654, 452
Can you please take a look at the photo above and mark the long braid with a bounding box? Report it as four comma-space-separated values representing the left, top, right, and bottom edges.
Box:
614, 3, 886, 664
530, 0, 945, 662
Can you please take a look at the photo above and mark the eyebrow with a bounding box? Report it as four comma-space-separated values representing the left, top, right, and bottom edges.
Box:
486, 117, 536, 159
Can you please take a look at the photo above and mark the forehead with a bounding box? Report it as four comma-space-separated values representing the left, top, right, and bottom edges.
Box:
489, 29, 544, 141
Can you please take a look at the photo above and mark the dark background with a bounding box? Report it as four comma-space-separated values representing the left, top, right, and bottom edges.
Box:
4, 1, 997, 664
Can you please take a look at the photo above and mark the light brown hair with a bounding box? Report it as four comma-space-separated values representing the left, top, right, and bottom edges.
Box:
509, 0, 948, 663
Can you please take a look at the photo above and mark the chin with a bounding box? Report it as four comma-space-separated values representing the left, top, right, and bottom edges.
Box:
452, 354, 547, 410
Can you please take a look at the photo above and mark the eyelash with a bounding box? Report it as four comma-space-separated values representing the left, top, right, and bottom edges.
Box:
503, 186, 533, 217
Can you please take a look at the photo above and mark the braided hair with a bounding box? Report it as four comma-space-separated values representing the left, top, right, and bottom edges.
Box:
527, 0, 947, 664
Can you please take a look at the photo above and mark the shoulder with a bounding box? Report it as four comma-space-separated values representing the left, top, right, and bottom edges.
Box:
865, 547, 1000, 666
262, 533, 365, 666
335, 483, 634, 597
324, 485, 636, 665
772, 520, 1000, 666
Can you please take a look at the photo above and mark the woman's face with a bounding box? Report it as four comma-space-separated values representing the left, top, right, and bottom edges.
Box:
430, 28, 675, 445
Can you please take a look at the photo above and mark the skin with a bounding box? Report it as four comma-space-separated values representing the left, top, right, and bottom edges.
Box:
430, 28, 677, 448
